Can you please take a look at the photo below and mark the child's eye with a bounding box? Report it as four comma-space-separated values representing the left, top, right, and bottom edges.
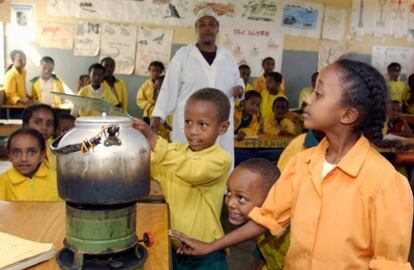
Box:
28, 150, 37, 156
238, 195, 247, 203
225, 191, 232, 197
200, 122, 208, 128
47, 122, 54, 128
11, 150, 21, 156
184, 120, 191, 125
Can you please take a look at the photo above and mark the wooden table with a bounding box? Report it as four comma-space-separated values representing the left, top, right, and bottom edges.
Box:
0, 122, 21, 136
402, 113, 414, 125
0, 104, 72, 119
234, 134, 295, 149
0, 201, 170, 270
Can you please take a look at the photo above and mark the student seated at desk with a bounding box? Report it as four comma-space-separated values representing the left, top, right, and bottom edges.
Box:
0, 128, 59, 201
252, 57, 284, 94
4, 50, 32, 105
234, 90, 261, 141
76, 74, 90, 94
260, 72, 284, 121
386, 100, 412, 136
101, 57, 128, 112
239, 64, 253, 92
30, 56, 64, 107
77, 63, 119, 116
133, 88, 232, 269
386, 62, 408, 103
262, 96, 302, 136
224, 158, 289, 270
22, 104, 56, 170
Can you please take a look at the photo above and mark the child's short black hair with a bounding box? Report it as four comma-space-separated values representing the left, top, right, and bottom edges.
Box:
238, 158, 280, 190
10, 49, 25, 61
7, 128, 46, 153
261, 57, 275, 66
100, 57, 115, 64
56, 112, 76, 123
188, 88, 230, 122
88, 63, 105, 74
40, 56, 54, 66
265, 72, 283, 84
272, 96, 289, 108
22, 103, 57, 128
244, 90, 261, 101
336, 59, 388, 147
79, 74, 89, 80
239, 64, 250, 70
148, 61, 165, 72
387, 62, 401, 71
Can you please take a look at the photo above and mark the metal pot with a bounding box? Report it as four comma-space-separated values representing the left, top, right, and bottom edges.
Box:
51, 115, 150, 205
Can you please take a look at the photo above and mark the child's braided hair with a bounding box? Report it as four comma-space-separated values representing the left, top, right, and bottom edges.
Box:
336, 59, 402, 148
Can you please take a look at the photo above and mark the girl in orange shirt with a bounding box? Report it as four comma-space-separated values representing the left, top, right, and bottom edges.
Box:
170, 59, 413, 270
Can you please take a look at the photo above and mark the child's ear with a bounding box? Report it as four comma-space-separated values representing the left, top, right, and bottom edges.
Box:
218, 120, 230, 135
340, 107, 359, 126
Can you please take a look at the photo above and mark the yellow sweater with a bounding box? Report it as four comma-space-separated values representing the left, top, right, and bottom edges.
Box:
260, 90, 285, 121
234, 105, 260, 136
387, 80, 408, 102
252, 75, 285, 95
150, 137, 231, 248
256, 230, 290, 270
77, 84, 119, 116
0, 162, 60, 201
136, 79, 156, 118
262, 116, 296, 136
102, 78, 128, 112
298, 87, 313, 108
4, 66, 27, 105
30, 74, 64, 106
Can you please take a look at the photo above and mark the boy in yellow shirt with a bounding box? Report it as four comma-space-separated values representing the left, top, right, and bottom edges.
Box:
252, 57, 284, 94
133, 88, 232, 269
225, 158, 289, 270
263, 96, 302, 136
0, 128, 59, 201
4, 50, 32, 105
234, 90, 261, 141
259, 72, 284, 121
386, 62, 408, 102
101, 57, 128, 112
136, 61, 165, 124
238, 64, 253, 92
77, 63, 119, 116
31, 56, 64, 107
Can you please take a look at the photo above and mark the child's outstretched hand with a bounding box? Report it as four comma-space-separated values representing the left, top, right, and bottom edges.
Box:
132, 118, 157, 150
169, 230, 214, 256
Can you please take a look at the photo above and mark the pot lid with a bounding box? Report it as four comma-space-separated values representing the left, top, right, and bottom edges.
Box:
75, 114, 132, 125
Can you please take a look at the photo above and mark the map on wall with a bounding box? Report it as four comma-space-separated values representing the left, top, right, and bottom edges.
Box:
220, 24, 284, 77
280, 1, 324, 38
135, 26, 173, 76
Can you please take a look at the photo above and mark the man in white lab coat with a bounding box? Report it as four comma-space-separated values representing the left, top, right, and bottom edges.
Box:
151, 13, 244, 163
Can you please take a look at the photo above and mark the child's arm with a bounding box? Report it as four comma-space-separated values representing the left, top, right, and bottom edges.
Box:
136, 81, 154, 114
369, 173, 413, 268
170, 220, 266, 256
238, 115, 260, 137
132, 118, 157, 149
262, 117, 281, 136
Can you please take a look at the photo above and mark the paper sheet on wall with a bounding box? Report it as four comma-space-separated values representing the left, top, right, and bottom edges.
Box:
46, 0, 73, 17
10, 4, 35, 43
100, 23, 136, 75
37, 22, 74, 49
322, 7, 346, 41
220, 24, 284, 77
372, 45, 414, 78
135, 26, 173, 76
0, 22, 4, 85
318, 40, 348, 71
280, 1, 324, 38
74, 21, 100, 56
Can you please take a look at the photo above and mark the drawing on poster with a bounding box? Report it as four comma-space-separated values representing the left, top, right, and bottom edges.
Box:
100, 23, 136, 75
37, 22, 74, 49
74, 21, 100, 56
135, 26, 173, 76
282, 3, 319, 30
322, 7, 346, 41
220, 25, 283, 77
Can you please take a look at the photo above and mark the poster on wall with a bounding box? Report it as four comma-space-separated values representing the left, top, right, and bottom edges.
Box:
322, 7, 346, 41
37, 22, 74, 50
74, 21, 101, 56
135, 26, 173, 76
219, 24, 284, 77
100, 23, 136, 75
318, 40, 348, 71
46, 0, 73, 17
10, 4, 35, 42
0, 22, 4, 85
372, 45, 414, 78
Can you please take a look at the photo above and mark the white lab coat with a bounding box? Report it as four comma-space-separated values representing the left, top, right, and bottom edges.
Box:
152, 44, 244, 163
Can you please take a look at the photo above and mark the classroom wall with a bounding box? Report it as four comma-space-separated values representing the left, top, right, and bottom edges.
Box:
1, 0, 413, 115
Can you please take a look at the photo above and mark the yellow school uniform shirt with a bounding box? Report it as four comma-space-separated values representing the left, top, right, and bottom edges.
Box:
102, 78, 128, 112
260, 90, 285, 121
256, 230, 290, 270
249, 136, 413, 270
150, 136, 232, 248
31, 74, 64, 107
44, 138, 56, 170
234, 105, 260, 136
262, 116, 296, 136
4, 66, 27, 105
245, 82, 254, 92
252, 75, 285, 94
136, 79, 155, 118
277, 133, 307, 171
298, 87, 313, 108
0, 162, 60, 201
77, 84, 119, 116
387, 80, 408, 102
